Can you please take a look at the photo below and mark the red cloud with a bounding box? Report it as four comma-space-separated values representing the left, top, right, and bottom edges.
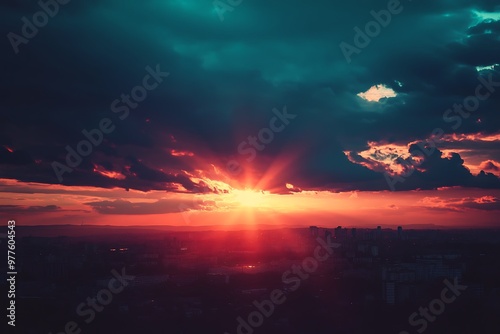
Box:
479, 160, 500, 175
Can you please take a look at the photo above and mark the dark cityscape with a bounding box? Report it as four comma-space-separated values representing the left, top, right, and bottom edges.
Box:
1, 225, 499, 333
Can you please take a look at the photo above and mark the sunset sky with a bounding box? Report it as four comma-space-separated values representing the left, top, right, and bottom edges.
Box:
1, 0, 500, 227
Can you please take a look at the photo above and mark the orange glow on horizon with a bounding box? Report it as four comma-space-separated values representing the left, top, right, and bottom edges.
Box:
231, 189, 269, 208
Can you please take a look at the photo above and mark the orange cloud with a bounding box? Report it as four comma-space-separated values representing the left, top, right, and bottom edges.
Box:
479, 160, 500, 176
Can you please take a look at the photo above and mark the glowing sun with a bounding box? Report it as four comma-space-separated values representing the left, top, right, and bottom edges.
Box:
232, 189, 269, 208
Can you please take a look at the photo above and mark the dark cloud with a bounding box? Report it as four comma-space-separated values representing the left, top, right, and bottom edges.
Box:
1, 0, 499, 193
0, 204, 61, 213
86, 199, 217, 215
420, 195, 500, 212
461, 196, 500, 211
390, 143, 500, 190
0, 146, 32, 165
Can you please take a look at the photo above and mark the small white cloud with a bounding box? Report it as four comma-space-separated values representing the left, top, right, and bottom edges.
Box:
472, 10, 500, 22
357, 84, 397, 102
476, 64, 498, 72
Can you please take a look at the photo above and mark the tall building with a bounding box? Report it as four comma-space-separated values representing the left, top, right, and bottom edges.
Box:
398, 226, 403, 240
384, 282, 396, 305
335, 226, 342, 240
309, 226, 318, 237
